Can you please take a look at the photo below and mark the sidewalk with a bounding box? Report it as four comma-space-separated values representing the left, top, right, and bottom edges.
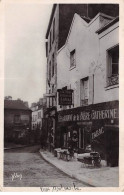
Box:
39, 149, 119, 187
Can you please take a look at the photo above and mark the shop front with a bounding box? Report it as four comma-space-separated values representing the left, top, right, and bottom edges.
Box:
57, 100, 119, 166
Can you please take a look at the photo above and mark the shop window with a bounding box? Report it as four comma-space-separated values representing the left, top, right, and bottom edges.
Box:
107, 45, 119, 86
79, 126, 91, 150
64, 133, 68, 147
80, 77, 89, 106
70, 49, 76, 69
49, 97, 53, 108
52, 97, 55, 107
14, 115, 20, 124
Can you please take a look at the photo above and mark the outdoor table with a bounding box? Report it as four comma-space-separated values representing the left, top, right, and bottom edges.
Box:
77, 152, 101, 167
54, 148, 61, 157
57, 149, 68, 159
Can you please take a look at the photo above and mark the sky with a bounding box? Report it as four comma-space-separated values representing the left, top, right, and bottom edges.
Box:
4, 2, 53, 106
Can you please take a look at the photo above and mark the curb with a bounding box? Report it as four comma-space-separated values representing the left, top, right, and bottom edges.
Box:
39, 150, 103, 187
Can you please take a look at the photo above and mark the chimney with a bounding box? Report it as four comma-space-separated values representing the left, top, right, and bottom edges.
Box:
31, 103, 36, 107
17, 98, 21, 101
39, 98, 43, 105
4, 96, 12, 100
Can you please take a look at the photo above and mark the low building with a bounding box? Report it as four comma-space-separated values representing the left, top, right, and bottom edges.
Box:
4, 98, 32, 144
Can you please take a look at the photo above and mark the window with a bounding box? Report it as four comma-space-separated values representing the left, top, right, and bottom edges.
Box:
14, 115, 20, 124
52, 85, 54, 93
49, 61, 51, 81
46, 42, 48, 57
52, 97, 54, 107
49, 31, 51, 52
50, 97, 52, 107
52, 53, 54, 77
70, 49, 76, 68
38, 112, 41, 119
107, 45, 119, 86
52, 19, 55, 43
64, 133, 68, 147
79, 128, 84, 149
80, 77, 89, 106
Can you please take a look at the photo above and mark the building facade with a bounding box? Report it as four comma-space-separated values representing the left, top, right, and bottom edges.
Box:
30, 98, 45, 143
56, 13, 119, 166
45, 4, 119, 159
4, 98, 32, 144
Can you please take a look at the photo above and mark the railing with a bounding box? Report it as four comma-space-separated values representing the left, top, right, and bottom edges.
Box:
81, 99, 88, 106
107, 75, 119, 86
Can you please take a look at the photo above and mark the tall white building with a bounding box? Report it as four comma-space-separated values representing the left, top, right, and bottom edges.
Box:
56, 13, 119, 167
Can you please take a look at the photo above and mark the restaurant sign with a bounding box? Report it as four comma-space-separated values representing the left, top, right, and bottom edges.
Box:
58, 102, 119, 122
58, 89, 73, 105
92, 127, 104, 140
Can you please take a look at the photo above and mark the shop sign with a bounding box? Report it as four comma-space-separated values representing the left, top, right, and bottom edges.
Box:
58, 89, 73, 105
92, 127, 104, 140
58, 108, 118, 122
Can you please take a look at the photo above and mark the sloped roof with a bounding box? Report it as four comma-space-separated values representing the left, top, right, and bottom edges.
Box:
80, 16, 91, 23
96, 16, 119, 34
4, 100, 31, 111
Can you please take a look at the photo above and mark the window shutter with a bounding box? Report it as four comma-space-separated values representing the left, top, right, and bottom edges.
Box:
84, 80, 88, 99
75, 80, 80, 107
89, 75, 94, 104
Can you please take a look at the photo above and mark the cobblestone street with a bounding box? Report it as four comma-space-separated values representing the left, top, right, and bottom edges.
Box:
4, 146, 89, 187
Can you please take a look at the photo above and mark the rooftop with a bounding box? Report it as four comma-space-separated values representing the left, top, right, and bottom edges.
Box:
80, 15, 91, 23
4, 100, 31, 111
96, 16, 119, 34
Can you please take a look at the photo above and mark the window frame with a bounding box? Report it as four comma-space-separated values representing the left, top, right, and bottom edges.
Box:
70, 49, 76, 69
49, 61, 51, 81
49, 31, 52, 52
106, 44, 119, 87
14, 115, 21, 124
52, 53, 55, 77
80, 77, 89, 106
52, 18, 55, 43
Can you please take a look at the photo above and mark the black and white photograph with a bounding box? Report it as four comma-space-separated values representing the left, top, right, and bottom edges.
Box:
2, 1, 122, 191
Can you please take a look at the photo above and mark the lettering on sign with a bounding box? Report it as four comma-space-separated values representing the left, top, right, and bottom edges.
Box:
58, 89, 73, 105
58, 108, 118, 122
91, 109, 118, 120
92, 127, 104, 139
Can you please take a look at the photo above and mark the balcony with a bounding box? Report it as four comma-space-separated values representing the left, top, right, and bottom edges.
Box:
107, 75, 119, 87
81, 99, 88, 106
